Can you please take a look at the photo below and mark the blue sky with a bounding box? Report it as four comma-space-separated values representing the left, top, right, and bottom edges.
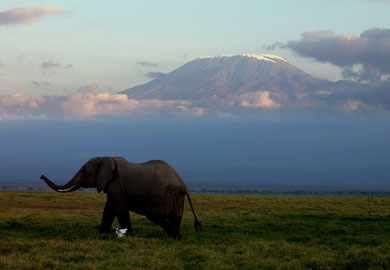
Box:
1, 0, 390, 98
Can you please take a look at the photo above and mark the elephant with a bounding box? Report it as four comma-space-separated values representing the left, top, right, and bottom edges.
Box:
40, 156, 201, 239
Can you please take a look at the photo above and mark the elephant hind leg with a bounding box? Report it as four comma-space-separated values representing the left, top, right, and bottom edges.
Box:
147, 215, 181, 240
168, 215, 182, 231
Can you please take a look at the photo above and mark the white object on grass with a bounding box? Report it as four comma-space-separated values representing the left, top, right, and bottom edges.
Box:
115, 227, 128, 238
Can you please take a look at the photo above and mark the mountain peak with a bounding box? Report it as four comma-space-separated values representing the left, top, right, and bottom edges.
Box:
198, 54, 288, 63
121, 53, 338, 104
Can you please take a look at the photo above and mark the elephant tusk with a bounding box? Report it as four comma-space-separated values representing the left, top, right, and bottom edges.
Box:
58, 185, 77, 192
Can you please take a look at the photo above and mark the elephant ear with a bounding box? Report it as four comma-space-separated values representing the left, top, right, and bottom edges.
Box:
97, 157, 115, 193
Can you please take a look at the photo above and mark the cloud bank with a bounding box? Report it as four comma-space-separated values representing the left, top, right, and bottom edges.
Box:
270, 28, 390, 82
2, 84, 390, 120
329, 82, 390, 111
0, 6, 64, 25
0, 86, 204, 120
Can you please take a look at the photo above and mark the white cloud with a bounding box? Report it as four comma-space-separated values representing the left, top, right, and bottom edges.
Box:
175, 105, 205, 116
239, 91, 280, 109
60, 92, 177, 117
347, 100, 363, 111
0, 6, 64, 25
0, 93, 39, 109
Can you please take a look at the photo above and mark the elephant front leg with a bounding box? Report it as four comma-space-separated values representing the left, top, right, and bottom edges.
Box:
116, 209, 133, 236
100, 200, 115, 234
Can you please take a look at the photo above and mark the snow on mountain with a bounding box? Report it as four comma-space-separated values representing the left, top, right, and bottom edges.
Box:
199, 54, 289, 63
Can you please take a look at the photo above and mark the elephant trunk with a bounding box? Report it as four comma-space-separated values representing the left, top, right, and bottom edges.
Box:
40, 174, 80, 193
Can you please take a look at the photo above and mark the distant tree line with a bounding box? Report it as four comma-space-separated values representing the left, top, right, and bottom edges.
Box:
189, 188, 390, 197
1, 185, 390, 196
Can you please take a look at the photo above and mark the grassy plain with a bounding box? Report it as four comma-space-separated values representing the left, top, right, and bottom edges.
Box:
0, 192, 389, 270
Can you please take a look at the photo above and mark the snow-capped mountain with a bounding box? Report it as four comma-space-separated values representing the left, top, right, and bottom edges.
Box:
121, 54, 363, 110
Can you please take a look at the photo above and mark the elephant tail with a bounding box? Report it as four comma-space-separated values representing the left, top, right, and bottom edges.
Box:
185, 190, 201, 233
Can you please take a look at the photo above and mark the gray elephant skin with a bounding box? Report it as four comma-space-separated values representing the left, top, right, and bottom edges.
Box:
41, 156, 201, 239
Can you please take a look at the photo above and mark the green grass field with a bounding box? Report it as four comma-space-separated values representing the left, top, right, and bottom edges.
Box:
0, 193, 389, 270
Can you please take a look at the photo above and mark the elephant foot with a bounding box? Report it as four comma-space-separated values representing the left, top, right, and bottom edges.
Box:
147, 215, 181, 240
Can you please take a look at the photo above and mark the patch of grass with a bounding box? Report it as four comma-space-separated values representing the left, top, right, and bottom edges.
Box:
0, 193, 389, 269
